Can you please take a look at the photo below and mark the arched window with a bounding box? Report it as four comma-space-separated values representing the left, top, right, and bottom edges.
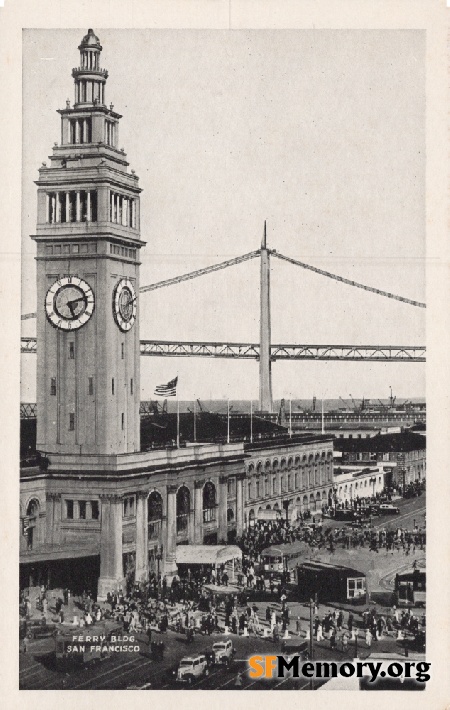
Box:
288, 473, 293, 491
25, 498, 40, 550
265, 477, 269, 496
203, 482, 216, 523
256, 477, 261, 498
227, 507, 235, 522
148, 491, 163, 539
176, 486, 190, 534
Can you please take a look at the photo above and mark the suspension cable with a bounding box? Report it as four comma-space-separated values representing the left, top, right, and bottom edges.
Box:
139, 250, 261, 293
272, 251, 426, 308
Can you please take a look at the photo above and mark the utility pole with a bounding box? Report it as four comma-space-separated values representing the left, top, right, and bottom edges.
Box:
309, 598, 314, 690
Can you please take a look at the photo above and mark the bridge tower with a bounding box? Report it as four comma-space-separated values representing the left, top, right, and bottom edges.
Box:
32, 28, 144, 457
259, 221, 273, 412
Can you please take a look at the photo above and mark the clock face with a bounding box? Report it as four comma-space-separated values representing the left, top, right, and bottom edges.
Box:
45, 276, 95, 331
113, 278, 137, 331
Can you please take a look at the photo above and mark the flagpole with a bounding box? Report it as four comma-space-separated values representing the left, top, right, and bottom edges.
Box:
289, 398, 292, 438
193, 397, 197, 443
227, 399, 230, 444
176, 395, 180, 448
250, 400, 253, 443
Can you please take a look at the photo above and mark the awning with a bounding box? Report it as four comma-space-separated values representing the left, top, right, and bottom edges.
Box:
176, 545, 242, 566
257, 509, 282, 521
20, 545, 99, 565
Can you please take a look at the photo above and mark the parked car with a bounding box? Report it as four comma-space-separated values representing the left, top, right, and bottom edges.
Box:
379, 504, 400, 514
212, 639, 235, 666
176, 654, 210, 684
26, 620, 57, 640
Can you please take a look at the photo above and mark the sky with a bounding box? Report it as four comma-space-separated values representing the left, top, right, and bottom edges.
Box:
21, 28, 426, 404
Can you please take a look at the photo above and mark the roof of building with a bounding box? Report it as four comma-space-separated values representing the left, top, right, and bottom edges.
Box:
176, 545, 242, 566
333, 431, 426, 454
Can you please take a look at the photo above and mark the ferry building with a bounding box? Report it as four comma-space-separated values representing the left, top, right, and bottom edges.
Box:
20, 30, 334, 598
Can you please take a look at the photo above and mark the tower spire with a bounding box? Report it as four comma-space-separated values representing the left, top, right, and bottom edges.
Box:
262, 219, 267, 249
259, 221, 273, 412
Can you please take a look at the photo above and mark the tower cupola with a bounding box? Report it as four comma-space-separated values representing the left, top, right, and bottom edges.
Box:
72, 28, 108, 107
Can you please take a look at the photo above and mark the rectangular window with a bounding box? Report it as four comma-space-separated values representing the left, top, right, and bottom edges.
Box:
63, 244, 70, 254
54, 245, 61, 255
121, 413, 125, 430
69, 342, 75, 359
91, 501, 99, 520
69, 413, 75, 431
72, 244, 79, 254
50, 377, 56, 395
121, 343, 124, 359
88, 377, 94, 395
130, 378, 133, 394
79, 501, 86, 519
112, 378, 115, 395
88, 242, 97, 253
66, 500, 74, 519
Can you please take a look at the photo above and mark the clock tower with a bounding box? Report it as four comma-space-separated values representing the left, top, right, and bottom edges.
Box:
32, 29, 144, 456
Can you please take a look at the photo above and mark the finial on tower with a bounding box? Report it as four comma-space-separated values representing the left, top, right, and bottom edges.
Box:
262, 220, 267, 249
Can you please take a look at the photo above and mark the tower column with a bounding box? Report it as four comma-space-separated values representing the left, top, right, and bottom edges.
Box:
87, 190, 91, 221
55, 192, 61, 222
135, 492, 148, 582
236, 474, 244, 536
259, 222, 272, 412
98, 493, 125, 599
75, 119, 80, 143
76, 191, 81, 221
45, 492, 61, 546
218, 475, 228, 543
193, 479, 204, 544
163, 485, 178, 578
65, 192, 70, 222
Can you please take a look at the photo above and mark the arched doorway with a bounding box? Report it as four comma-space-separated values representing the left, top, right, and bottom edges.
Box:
25, 498, 40, 550
176, 486, 190, 534
203, 482, 217, 523
148, 491, 163, 540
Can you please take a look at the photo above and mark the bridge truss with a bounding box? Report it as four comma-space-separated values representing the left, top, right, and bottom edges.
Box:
21, 336, 425, 362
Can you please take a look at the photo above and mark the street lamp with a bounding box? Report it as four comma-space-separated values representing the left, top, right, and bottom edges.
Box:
155, 544, 163, 586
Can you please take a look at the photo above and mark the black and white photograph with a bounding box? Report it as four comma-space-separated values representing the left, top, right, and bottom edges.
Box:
1, 0, 447, 703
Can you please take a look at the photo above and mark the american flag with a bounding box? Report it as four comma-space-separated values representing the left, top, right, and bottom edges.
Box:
154, 376, 178, 397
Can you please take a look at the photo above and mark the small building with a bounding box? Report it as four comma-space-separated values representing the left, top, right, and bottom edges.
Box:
333, 432, 426, 492
332, 466, 385, 505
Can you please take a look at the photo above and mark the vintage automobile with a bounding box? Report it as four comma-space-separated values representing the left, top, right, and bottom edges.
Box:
212, 639, 236, 666
25, 619, 57, 640
379, 504, 400, 515
176, 654, 210, 684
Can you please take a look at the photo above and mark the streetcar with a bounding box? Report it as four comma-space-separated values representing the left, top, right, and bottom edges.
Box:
394, 567, 426, 607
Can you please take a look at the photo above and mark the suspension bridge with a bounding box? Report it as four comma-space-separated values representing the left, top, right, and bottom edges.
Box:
21, 224, 425, 411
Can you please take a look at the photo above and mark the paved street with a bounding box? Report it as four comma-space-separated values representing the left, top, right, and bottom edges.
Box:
20, 494, 425, 690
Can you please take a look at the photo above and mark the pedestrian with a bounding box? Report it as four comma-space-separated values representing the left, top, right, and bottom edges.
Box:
296, 616, 302, 636
365, 629, 372, 647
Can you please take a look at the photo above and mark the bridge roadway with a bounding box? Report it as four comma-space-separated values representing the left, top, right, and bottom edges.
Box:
21, 337, 426, 362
